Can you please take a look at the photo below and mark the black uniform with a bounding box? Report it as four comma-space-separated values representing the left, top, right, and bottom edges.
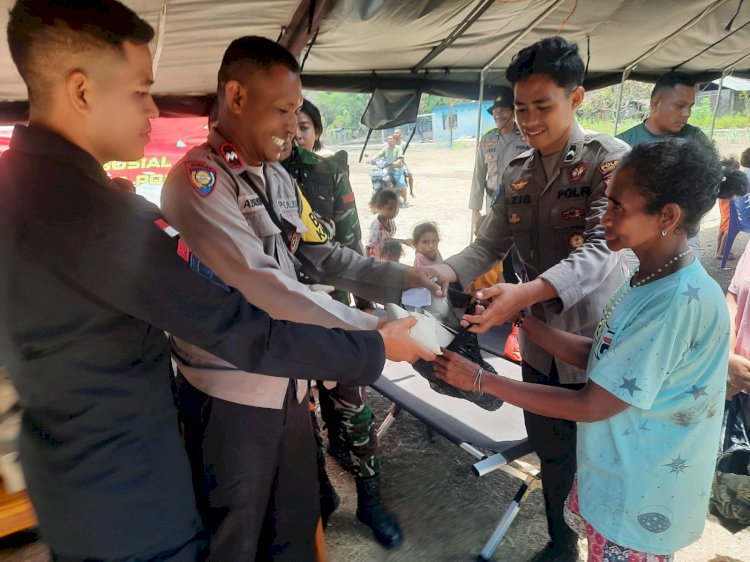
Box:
0, 125, 386, 561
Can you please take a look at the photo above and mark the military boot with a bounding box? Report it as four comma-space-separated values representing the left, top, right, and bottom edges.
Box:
355, 474, 403, 549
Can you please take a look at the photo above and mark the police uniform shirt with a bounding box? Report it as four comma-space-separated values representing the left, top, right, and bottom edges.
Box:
469, 126, 529, 212
447, 123, 631, 384
161, 129, 405, 409
0, 125, 386, 558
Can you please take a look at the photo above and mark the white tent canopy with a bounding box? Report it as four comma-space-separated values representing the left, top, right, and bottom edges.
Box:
0, 0, 748, 120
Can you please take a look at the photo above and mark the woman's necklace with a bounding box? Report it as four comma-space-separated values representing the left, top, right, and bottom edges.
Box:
597, 248, 693, 336
630, 247, 693, 288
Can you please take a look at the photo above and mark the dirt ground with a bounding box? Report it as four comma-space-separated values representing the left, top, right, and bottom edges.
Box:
2, 138, 750, 561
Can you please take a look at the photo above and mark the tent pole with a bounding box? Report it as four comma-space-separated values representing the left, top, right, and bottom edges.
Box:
613, 67, 633, 136
151, 0, 169, 77
612, 0, 727, 83
705, 48, 750, 138
476, 69, 487, 149
412, 0, 496, 72
359, 129, 373, 163
471, 69, 487, 243
710, 67, 733, 138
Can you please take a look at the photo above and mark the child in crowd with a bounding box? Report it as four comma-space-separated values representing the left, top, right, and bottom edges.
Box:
366, 190, 401, 259
379, 239, 404, 262
716, 157, 748, 261
412, 222, 443, 266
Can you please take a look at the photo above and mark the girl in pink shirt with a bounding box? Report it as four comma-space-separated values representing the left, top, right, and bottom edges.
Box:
366, 190, 400, 259
727, 240, 750, 397
412, 222, 443, 266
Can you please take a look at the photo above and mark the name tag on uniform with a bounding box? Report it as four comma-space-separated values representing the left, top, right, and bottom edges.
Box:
276, 197, 298, 212
238, 194, 263, 214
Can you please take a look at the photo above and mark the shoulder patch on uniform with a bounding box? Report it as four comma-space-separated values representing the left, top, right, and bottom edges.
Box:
219, 143, 242, 168
342, 193, 356, 204
185, 161, 217, 197
597, 160, 619, 177
584, 133, 630, 152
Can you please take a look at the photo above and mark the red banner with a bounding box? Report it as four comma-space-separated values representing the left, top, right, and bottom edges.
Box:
0, 117, 209, 204
103, 117, 208, 186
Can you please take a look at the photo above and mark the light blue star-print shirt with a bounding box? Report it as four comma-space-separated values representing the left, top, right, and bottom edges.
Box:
578, 259, 729, 554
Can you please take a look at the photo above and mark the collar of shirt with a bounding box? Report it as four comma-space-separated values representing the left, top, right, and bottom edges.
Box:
9, 124, 111, 186
521, 121, 586, 172
246, 163, 266, 190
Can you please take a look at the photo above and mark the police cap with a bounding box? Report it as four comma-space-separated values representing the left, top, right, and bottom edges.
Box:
487, 87, 514, 114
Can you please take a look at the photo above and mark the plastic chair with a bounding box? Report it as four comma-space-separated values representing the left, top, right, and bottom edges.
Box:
722, 194, 750, 269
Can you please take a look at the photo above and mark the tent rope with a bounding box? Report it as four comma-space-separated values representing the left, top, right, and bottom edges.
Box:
555, 0, 578, 35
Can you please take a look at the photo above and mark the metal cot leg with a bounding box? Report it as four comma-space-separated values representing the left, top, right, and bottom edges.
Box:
375, 404, 401, 440
477, 473, 541, 561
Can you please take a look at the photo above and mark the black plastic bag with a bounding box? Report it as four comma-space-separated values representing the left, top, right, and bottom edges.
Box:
709, 392, 750, 531
411, 328, 504, 412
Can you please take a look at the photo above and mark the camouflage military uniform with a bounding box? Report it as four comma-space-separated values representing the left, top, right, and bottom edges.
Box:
282, 145, 379, 479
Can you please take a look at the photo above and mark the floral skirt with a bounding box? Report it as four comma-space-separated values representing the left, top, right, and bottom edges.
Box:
563, 478, 674, 562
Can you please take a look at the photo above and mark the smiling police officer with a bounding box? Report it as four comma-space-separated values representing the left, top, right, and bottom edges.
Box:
160, 37, 445, 559
428, 37, 630, 562
0, 3, 431, 561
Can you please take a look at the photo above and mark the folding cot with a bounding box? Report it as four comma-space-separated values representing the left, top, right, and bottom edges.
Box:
371, 346, 541, 561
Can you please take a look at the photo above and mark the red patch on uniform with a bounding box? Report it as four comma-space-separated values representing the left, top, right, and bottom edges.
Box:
562, 208, 586, 221
177, 239, 191, 262
220, 143, 242, 168
342, 193, 355, 204
597, 160, 619, 177
569, 163, 588, 182
289, 231, 301, 254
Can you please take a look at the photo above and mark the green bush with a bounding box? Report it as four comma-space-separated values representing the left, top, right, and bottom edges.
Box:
578, 118, 640, 136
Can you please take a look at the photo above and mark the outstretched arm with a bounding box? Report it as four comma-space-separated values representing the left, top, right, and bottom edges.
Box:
434, 350, 628, 422
519, 315, 593, 370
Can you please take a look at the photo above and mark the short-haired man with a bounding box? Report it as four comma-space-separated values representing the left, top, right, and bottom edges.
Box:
617, 71, 708, 253
0, 2, 429, 560
617, 71, 707, 146
161, 36, 444, 559
427, 37, 630, 562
